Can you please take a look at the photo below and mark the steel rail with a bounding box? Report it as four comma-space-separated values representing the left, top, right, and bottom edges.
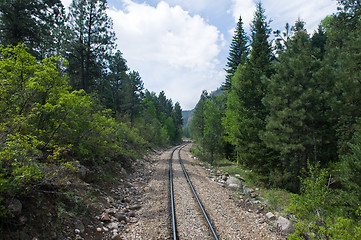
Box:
169, 146, 179, 240
177, 145, 219, 240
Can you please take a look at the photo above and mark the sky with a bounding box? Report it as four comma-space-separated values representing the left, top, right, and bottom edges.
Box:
62, 0, 339, 110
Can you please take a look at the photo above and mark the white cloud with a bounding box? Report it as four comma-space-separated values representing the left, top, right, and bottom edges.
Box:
230, 0, 338, 33
230, 0, 256, 31
263, 0, 338, 32
62, 0, 72, 10
108, 0, 225, 109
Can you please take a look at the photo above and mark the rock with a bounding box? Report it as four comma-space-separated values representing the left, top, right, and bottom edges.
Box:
250, 192, 258, 198
121, 168, 127, 176
78, 165, 96, 183
112, 234, 123, 240
8, 199, 22, 216
19, 215, 28, 225
222, 175, 228, 181
96, 227, 102, 232
103, 226, 109, 232
226, 176, 243, 189
106, 222, 119, 230
116, 213, 127, 222
129, 204, 141, 210
276, 216, 295, 234
243, 186, 254, 194
127, 211, 136, 217
129, 218, 138, 223
266, 212, 276, 221
75, 234, 84, 240
18, 231, 31, 240
228, 183, 239, 190
74, 220, 85, 233
101, 212, 111, 221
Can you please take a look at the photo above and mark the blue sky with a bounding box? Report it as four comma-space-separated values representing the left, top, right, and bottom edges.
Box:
62, 0, 338, 110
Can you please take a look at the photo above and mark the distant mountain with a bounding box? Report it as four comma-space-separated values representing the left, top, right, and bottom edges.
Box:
210, 88, 223, 96
181, 88, 223, 129
182, 109, 194, 128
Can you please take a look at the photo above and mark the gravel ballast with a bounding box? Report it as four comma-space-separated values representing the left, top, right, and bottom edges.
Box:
120, 144, 285, 239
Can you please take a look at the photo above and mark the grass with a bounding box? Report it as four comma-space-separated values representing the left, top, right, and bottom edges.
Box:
206, 157, 291, 212
261, 188, 291, 212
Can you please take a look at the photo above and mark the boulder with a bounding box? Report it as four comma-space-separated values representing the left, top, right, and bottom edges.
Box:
7, 199, 22, 216
276, 216, 295, 234
226, 176, 242, 189
228, 184, 239, 190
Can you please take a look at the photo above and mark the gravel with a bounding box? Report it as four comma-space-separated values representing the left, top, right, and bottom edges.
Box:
120, 144, 285, 239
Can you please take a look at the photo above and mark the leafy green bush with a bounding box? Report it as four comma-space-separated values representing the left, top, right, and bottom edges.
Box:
0, 45, 148, 199
0, 134, 43, 193
286, 162, 361, 239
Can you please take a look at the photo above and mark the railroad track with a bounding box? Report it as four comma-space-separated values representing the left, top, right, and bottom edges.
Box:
169, 144, 219, 240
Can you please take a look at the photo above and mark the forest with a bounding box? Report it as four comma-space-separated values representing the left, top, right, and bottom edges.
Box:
0, 0, 183, 218
189, 0, 361, 239
1, 0, 361, 239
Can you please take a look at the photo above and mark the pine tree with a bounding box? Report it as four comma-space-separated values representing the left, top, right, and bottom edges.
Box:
173, 102, 183, 142
120, 71, 144, 124
190, 90, 208, 141
223, 3, 273, 172
0, 0, 65, 58
67, 0, 116, 93
261, 22, 334, 191
222, 16, 248, 91
102, 50, 129, 114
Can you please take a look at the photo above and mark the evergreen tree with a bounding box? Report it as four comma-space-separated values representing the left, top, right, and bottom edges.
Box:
67, 0, 116, 93
173, 102, 183, 142
223, 3, 273, 172
190, 90, 209, 141
261, 22, 335, 191
0, 0, 65, 58
120, 71, 144, 124
335, 119, 361, 219
222, 16, 248, 91
320, 0, 361, 155
102, 50, 128, 114
156, 91, 173, 118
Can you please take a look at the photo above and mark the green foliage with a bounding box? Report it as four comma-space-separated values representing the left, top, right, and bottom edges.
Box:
261, 27, 335, 191
67, 0, 116, 92
222, 3, 274, 174
262, 188, 290, 212
223, 16, 248, 91
202, 97, 225, 163
190, 90, 208, 141
0, 45, 148, 197
286, 162, 361, 239
0, 134, 43, 193
0, 0, 66, 58
333, 119, 361, 218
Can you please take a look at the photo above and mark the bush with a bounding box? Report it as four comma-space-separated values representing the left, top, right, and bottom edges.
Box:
286, 162, 361, 239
